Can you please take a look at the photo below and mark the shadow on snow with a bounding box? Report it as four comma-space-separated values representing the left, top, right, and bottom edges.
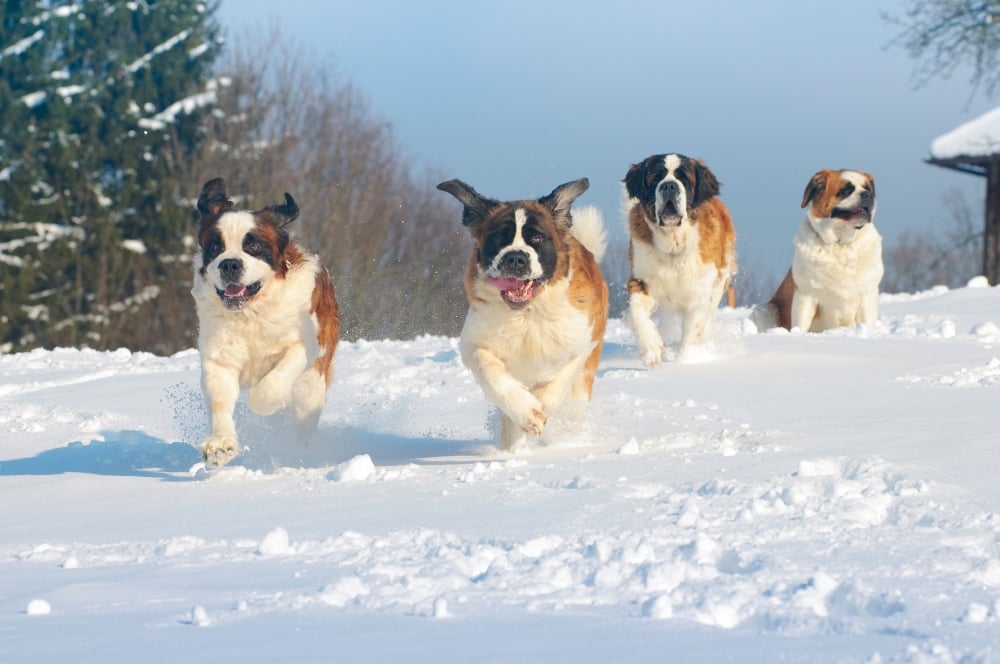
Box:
0, 425, 490, 480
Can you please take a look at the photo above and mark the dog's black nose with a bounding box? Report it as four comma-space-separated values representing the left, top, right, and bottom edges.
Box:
500, 250, 530, 276
657, 180, 680, 199
860, 189, 873, 204
218, 258, 243, 281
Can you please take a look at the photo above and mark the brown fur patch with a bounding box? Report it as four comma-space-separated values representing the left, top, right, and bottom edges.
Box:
627, 203, 654, 246
567, 237, 607, 399
692, 197, 736, 276
253, 222, 294, 278
627, 276, 648, 297
768, 268, 796, 331
310, 265, 339, 385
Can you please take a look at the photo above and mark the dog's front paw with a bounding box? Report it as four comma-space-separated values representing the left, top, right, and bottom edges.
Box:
201, 434, 239, 467
248, 378, 290, 416
638, 340, 665, 367
520, 406, 547, 437
506, 389, 547, 436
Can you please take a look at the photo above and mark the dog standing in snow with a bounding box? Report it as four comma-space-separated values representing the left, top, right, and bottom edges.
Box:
752, 169, 882, 332
192, 178, 339, 466
437, 177, 608, 452
622, 153, 737, 365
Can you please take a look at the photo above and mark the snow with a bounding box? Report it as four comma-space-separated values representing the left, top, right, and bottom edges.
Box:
20, 90, 47, 108
1, 29, 44, 59
121, 239, 147, 255
124, 29, 193, 74
930, 105, 1000, 160
138, 78, 228, 131
2, 281, 1000, 661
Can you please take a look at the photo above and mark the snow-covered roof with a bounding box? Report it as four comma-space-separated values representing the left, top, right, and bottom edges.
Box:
929, 105, 1000, 163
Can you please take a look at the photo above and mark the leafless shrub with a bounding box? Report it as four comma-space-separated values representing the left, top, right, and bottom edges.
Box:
882, 188, 984, 292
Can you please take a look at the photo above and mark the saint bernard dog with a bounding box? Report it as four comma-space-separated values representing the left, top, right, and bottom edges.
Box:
623, 153, 736, 365
752, 169, 883, 333
192, 177, 339, 467
437, 177, 608, 452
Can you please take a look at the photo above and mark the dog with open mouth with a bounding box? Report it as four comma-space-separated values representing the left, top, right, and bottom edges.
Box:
623, 153, 737, 365
752, 169, 883, 333
437, 177, 608, 452
192, 178, 339, 466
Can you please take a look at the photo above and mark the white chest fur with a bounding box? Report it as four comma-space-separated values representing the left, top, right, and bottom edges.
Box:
461, 278, 595, 387
631, 227, 723, 312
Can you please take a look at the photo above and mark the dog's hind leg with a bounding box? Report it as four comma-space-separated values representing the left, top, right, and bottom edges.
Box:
248, 346, 309, 416
291, 367, 327, 435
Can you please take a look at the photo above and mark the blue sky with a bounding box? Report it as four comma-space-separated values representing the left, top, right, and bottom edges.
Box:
216, 0, 995, 288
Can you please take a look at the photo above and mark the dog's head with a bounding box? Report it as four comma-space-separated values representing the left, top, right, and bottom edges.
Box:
195, 177, 299, 311
437, 177, 588, 310
624, 153, 720, 228
801, 169, 877, 244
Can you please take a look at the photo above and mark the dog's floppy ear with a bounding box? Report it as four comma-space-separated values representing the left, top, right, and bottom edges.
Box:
539, 178, 589, 221
691, 159, 721, 207
437, 179, 500, 227
801, 171, 829, 209
623, 160, 650, 201
259, 193, 300, 228
197, 177, 233, 220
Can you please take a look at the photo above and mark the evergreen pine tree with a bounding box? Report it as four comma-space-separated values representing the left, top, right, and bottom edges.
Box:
0, 0, 222, 353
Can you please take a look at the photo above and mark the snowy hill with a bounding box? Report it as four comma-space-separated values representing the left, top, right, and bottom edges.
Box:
2, 281, 1000, 662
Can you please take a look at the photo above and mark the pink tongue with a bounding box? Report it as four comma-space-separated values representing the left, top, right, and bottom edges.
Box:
490, 277, 526, 291
224, 284, 247, 298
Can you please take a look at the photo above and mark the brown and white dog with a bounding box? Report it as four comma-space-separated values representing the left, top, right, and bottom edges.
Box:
437, 177, 608, 452
623, 153, 736, 365
192, 178, 339, 466
752, 169, 882, 333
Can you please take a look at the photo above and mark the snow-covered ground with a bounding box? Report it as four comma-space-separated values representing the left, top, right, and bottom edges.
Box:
2, 281, 1000, 662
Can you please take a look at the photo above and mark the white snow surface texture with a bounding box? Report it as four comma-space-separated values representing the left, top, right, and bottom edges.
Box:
3, 281, 1000, 663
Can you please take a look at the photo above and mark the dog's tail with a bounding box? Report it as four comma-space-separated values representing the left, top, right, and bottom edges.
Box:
570, 205, 607, 263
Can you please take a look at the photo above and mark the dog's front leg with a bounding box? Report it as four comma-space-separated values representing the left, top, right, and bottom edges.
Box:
626, 282, 665, 367
858, 290, 879, 327
248, 345, 309, 416
200, 363, 241, 466
791, 293, 819, 332
467, 347, 546, 445
679, 304, 712, 355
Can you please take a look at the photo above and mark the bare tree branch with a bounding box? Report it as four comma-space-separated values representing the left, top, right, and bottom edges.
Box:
884, 0, 1000, 101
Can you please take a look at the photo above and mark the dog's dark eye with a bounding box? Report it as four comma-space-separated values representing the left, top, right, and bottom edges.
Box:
523, 226, 547, 245
244, 236, 267, 257
205, 238, 222, 260
838, 183, 855, 198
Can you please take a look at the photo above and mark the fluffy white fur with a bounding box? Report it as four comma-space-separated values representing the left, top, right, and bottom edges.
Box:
192, 219, 327, 466
570, 204, 608, 262
790, 218, 884, 332
460, 211, 606, 452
